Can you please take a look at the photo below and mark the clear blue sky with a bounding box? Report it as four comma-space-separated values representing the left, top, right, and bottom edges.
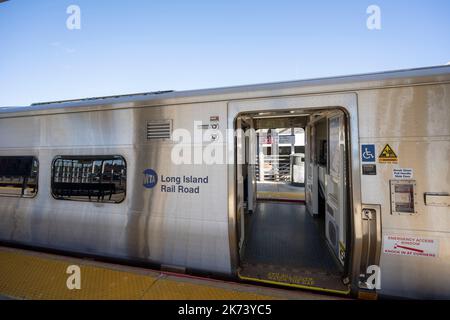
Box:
1, 0, 449, 107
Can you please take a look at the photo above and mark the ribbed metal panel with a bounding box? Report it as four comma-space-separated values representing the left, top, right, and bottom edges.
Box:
146, 120, 172, 140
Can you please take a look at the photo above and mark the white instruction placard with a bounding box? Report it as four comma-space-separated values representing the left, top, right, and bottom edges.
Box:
393, 168, 413, 179
383, 235, 439, 258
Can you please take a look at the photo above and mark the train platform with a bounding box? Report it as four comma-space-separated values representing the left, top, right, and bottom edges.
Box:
0, 246, 343, 300
257, 182, 305, 202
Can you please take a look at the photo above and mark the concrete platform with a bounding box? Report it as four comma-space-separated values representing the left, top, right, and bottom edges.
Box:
0, 246, 343, 300
257, 182, 305, 201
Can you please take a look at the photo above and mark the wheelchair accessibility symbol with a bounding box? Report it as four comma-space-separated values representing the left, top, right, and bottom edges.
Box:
361, 144, 376, 162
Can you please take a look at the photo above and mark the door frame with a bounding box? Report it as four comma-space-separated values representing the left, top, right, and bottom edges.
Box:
227, 93, 363, 295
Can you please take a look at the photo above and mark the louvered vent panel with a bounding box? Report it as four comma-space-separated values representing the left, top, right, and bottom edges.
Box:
147, 120, 172, 140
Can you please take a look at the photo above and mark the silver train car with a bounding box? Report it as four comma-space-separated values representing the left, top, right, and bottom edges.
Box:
0, 66, 449, 299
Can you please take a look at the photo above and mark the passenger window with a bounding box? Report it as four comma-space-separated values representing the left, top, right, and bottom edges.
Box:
0, 156, 39, 198
51, 156, 126, 203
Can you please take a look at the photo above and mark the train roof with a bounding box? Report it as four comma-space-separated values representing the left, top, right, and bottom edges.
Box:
1, 65, 450, 118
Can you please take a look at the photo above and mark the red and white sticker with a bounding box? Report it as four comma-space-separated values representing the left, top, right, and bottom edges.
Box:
383, 235, 439, 258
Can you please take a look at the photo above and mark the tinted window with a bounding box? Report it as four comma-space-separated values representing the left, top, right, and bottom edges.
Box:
51, 156, 126, 203
0, 156, 38, 198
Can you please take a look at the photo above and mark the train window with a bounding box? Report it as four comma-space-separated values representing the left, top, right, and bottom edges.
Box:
0, 156, 39, 198
51, 155, 126, 203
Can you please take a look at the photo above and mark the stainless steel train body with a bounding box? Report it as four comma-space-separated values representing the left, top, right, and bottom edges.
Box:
0, 66, 449, 299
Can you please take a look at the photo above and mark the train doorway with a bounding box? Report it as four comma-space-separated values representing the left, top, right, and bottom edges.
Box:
235, 108, 351, 294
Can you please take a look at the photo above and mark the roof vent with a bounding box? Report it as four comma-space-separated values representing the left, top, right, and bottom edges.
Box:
146, 120, 172, 140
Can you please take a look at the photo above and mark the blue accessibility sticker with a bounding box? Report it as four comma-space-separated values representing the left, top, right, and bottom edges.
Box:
361, 144, 376, 163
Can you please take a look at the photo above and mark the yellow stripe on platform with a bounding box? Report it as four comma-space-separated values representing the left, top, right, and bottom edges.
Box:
257, 191, 305, 201
0, 250, 156, 300
0, 249, 273, 300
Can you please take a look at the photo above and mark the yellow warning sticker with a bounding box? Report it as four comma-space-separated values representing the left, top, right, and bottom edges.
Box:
378, 144, 398, 163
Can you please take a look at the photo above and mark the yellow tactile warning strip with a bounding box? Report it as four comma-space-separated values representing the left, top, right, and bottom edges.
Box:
257, 191, 305, 201
0, 249, 156, 300
0, 247, 276, 300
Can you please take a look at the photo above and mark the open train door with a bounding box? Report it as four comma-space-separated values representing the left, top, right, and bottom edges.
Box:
246, 121, 257, 214
229, 93, 369, 296
305, 124, 318, 215
235, 108, 353, 295
235, 116, 257, 256
325, 113, 348, 265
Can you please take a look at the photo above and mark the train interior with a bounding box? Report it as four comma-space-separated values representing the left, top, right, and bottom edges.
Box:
236, 108, 350, 293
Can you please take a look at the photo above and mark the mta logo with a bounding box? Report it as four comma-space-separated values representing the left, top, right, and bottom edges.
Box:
143, 169, 158, 188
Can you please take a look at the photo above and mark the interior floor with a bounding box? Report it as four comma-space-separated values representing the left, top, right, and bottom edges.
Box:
240, 200, 348, 292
